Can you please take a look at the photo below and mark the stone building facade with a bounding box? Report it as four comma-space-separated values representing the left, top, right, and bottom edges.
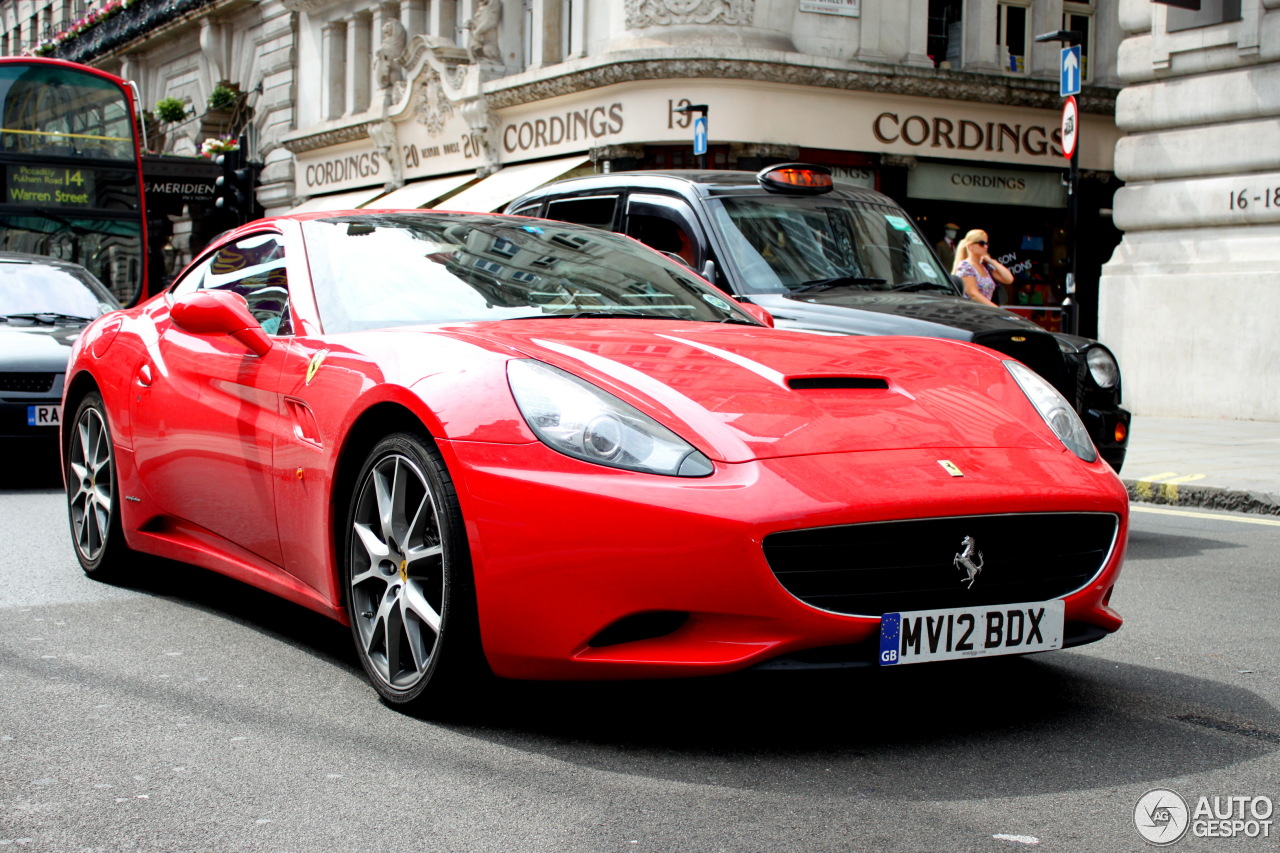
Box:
1100, 0, 1280, 420
3, 0, 1129, 335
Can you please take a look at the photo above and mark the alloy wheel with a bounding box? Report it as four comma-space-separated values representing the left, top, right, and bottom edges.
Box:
349, 451, 447, 691
68, 404, 113, 563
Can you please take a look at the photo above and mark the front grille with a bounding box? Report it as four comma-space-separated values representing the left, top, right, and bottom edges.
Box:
764, 513, 1118, 616
0, 372, 57, 393
972, 331, 1073, 400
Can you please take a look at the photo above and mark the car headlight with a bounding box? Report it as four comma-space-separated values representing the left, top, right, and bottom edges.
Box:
507, 359, 714, 477
1085, 346, 1120, 390
1005, 360, 1097, 463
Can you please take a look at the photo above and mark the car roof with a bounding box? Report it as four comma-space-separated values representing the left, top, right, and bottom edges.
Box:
508, 169, 893, 204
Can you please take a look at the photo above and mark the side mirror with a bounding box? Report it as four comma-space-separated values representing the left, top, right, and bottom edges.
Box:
170, 289, 273, 357
700, 259, 717, 286
738, 301, 774, 328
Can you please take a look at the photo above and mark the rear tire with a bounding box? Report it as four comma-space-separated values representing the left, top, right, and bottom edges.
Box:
342, 432, 487, 715
66, 391, 134, 581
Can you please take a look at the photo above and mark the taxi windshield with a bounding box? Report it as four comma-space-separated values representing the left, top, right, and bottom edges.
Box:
707, 194, 958, 296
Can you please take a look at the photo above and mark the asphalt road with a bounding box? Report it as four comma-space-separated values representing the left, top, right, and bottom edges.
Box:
2, 461, 1277, 852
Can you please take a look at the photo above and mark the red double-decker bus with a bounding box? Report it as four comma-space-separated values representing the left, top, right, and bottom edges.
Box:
0, 57, 151, 306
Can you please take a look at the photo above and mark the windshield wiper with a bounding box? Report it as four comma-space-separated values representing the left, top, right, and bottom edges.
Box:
2, 312, 95, 324
511, 311, 683, 320
889, 280, 953, 293
791, 276, 887, 293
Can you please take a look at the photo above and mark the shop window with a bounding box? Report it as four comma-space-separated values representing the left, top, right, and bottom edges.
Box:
1167, 0, 1242, 32
927, 0, 962, 69
1063, 3, 1093, 82
997, 2, 1030, 74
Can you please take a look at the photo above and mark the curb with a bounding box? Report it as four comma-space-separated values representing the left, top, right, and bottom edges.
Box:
1123, 479, 1280, 517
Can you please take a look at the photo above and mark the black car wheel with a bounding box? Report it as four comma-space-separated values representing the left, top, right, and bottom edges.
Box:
66, 391, 134, 580
343, 432, 485, 713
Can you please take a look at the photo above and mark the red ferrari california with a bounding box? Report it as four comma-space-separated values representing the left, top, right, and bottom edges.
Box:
62, 211, 1128, 713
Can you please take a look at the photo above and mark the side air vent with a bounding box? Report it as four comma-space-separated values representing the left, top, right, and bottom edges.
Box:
788, 377, 889, 391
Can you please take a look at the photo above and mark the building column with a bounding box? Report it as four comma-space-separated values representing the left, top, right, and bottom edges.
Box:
961, 0, 1001, 71
430, 0, 458, 42
1031, 0, 1065, 80
322, 20, 348, 121
529, 0, 564, 67
401, 0, 427, 37
347, 12, 373, 114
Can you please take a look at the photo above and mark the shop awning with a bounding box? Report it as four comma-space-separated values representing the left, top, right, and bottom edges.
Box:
364, 173, 476, 210
290, 185, 388, 213
436, 155, 590, 213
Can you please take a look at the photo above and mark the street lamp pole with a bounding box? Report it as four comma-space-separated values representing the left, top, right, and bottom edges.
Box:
1035, 29, 1082, 336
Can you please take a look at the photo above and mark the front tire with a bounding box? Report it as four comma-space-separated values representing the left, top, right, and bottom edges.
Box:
343, 432, 485, 714
66, 391, 134, 580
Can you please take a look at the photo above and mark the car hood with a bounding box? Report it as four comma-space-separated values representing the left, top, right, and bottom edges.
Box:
751, 291, 1045, 340
451, 321, 1058, 464
0, 323, 80, 371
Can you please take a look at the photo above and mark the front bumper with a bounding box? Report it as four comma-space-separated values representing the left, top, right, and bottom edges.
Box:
1081, 405, 1131, 473
444, 440, 1129, 681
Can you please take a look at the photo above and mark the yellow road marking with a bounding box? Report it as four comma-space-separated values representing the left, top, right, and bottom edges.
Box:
1132, 505, 1280, 527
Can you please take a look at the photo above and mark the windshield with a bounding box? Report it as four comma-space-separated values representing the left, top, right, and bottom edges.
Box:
302, 213, 759, 333
0, 213, 144, 306
0, 63, 136, 161
707, 193, 958, 296
0, 258, 120, 317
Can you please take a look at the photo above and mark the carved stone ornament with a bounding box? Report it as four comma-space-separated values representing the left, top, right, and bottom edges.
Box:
625, 0, 754, 28
414, 69, 456, 137
375, 19, 410, 104
281, 0, 346, 13
462, 0, 504, 66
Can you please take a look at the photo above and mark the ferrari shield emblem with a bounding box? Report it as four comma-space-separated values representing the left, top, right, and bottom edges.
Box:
938, 459, 964, 477
306, 349, 330, 385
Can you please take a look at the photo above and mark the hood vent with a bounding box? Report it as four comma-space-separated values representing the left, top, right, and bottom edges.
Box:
788, 377, 888, 391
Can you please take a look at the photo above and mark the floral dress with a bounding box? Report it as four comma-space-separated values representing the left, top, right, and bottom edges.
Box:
955, 259, 996, 301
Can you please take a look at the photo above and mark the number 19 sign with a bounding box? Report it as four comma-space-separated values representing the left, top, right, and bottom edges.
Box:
1061, 96, 1078, 161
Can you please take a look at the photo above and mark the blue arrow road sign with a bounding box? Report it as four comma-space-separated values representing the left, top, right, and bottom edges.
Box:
1060, 45, 1082, 97
693, 116, 708, 156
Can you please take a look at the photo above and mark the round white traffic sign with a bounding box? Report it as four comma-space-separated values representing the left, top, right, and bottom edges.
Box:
1061, 95, 1078, 161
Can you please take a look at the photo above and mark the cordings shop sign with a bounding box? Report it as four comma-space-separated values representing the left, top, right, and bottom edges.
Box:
502, 103, 625, 154
908, 162, 1068, 208
873, 112, 1065, 159
305, 150, 383, 191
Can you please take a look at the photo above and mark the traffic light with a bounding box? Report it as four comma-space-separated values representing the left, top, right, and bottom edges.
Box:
214, 148, 257, 223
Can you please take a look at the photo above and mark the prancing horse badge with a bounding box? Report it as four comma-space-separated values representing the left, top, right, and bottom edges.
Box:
306, 349, 330, 385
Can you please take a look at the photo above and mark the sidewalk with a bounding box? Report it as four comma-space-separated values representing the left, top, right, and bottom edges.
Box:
1118, 415, 1280, 516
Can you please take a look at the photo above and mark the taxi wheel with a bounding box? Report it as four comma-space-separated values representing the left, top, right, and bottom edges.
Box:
66, 391, 134, 580
343, 432, 487, 715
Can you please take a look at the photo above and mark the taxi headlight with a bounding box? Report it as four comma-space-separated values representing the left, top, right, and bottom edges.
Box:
1086, 346, 1120, 390
1005, 360, 1097, 463
507, 359, 714, 477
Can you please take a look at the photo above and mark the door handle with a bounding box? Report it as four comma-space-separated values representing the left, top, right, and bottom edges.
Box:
135, 363, 153, 387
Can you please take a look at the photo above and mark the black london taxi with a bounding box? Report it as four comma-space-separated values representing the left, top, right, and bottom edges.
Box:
505, 163, 1130, 471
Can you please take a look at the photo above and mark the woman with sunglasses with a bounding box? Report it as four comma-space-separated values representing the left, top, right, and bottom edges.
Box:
951, 229, 1013, 307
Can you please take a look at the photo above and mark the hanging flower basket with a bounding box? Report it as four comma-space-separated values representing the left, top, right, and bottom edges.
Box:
200, 137, 239, 159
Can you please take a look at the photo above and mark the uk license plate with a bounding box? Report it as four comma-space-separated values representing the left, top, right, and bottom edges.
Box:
878, 600, 1065, 665
27, 405, 60, 427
